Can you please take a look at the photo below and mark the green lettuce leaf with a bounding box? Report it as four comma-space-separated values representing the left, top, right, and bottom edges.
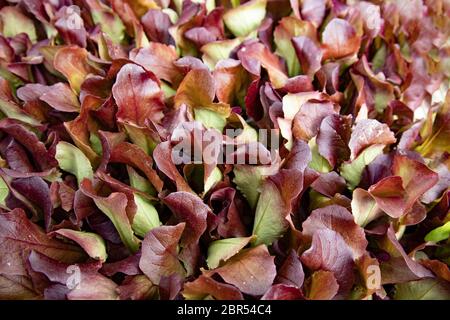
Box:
55, 142, 93, 186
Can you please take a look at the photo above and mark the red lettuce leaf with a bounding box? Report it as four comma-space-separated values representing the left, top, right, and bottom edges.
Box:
139, 223, 186, 285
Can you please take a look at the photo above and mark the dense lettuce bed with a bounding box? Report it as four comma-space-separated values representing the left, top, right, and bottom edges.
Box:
0, 0, 449, 300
